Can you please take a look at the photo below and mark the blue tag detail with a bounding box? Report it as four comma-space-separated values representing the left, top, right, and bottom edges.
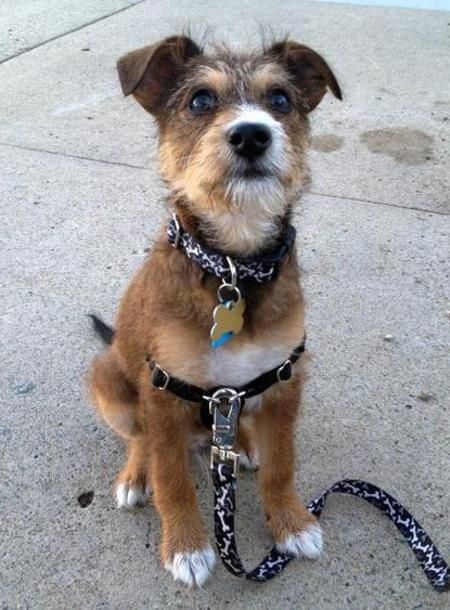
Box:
211, 331, 234, 349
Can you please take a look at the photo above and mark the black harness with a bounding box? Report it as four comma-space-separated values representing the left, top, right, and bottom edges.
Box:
149, 339, 305, 430
145, 215, 450, 591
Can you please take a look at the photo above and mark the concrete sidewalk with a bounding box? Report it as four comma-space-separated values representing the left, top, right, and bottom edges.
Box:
0, 1, 449, 608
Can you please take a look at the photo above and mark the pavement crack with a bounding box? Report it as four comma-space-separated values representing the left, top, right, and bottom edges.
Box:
0, 141, 147, 170
0, 0, 149, 66
308, 190, 450, 217
1, 141, 447, 218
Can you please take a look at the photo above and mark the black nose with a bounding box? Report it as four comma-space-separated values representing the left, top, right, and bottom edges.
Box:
228, 123, 272, 160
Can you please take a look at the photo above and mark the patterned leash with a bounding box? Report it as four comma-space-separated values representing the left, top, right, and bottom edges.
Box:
212, 463, 450, 589
209, 391, 449, 590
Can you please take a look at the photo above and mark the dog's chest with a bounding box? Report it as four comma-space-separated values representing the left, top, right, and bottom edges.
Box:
204, 341, 292, 390
204, 343, 290, 411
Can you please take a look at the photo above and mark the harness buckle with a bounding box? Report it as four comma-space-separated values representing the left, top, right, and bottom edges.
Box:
277, 359, 293, 382
151, 364, 170, 390
171, 213, 181, 249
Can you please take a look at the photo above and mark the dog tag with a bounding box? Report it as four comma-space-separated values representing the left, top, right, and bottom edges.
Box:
210, 298, 246, 348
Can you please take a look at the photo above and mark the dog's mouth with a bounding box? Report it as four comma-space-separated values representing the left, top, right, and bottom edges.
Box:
240, 167, 270, 179
232, 161, 274, 180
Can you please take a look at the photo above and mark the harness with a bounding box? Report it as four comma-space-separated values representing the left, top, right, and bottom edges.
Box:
149, 339, 305, 434
147, 214, 450, 590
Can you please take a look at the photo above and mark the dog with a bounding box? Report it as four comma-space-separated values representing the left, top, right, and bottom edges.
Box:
89, 34, 341, 587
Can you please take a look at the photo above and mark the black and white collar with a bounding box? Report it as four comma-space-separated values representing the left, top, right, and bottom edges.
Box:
167, 214, 296, 284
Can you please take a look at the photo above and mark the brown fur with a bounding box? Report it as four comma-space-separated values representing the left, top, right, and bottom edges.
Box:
89, 35, 341, 584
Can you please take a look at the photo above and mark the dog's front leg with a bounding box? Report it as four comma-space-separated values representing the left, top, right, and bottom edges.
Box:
147, 393, 215, 587
256, 377, 323, 560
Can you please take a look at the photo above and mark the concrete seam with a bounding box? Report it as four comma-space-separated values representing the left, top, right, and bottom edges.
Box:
309, 190, 449, 217
0, 0, 149, 66
1, 141, 448, 218
0, 141, 147, 170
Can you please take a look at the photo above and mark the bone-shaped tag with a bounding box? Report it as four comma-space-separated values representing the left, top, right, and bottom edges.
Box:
210, 298, 246, 348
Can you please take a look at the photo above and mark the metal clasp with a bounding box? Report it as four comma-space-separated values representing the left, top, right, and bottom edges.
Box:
208, 388, 243, 449
211, 446, 240, 478
225, 256, 237, 290
171, 213, 181, 249
206, 388, 243, 477
151, 364, 170, 390
277, 359, 293, 382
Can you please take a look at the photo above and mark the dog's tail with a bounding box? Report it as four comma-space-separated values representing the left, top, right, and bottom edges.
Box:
88, 314, 115, 345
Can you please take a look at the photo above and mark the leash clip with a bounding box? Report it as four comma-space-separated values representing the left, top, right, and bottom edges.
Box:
211, 446, 240, 478
208, 388, 243, 476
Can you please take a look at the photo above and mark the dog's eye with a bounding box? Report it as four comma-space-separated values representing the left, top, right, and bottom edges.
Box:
269, 89, 292, 113
189, 89, 217, 114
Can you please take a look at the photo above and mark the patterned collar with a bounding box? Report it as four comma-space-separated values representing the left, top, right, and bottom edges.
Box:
167, 214, 296, 284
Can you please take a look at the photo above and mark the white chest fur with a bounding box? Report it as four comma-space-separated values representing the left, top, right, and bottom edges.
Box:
203, 341, 293, 410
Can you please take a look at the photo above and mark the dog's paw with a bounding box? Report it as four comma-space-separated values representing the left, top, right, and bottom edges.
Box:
115, 481, 151, 509
276, 523, 323, 559
239, 449, 260, 471
165, 547, 216, 587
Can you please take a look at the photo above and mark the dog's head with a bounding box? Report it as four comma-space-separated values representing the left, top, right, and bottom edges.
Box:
117, 36, 341, 253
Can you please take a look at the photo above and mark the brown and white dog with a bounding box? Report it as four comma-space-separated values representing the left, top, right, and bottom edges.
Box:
89, 35, 341, 587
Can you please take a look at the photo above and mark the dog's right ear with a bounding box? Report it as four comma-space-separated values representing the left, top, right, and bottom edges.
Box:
117, 36, 202, 114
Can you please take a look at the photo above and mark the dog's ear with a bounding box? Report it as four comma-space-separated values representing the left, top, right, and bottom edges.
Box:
117, 35, 202, 113
268, 41, 342, 112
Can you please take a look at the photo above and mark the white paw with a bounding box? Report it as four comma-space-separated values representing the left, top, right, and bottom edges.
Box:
239, 449, 260, 471
165, 547, 216, 587
276, 524, 323, 559
115, 482, 151, 509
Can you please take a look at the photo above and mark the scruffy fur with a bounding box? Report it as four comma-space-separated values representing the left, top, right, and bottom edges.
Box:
89, 35, 341, 587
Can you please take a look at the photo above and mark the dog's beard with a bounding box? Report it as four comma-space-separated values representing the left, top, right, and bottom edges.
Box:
198, 174, 287, 255
170, 107, 298, 253
225, 173, 286, 215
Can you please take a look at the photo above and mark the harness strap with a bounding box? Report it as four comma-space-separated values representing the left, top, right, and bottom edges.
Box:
148, 338, 305, 425
213, 462, 450, 590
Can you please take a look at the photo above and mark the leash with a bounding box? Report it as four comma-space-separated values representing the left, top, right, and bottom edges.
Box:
212, 461, 450, 589
148, 341, 449, 591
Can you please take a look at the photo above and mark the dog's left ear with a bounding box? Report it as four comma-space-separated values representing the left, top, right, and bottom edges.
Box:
268, 41, 342, 112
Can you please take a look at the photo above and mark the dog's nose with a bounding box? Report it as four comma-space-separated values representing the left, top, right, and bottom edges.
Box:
228, 123, 272, 160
